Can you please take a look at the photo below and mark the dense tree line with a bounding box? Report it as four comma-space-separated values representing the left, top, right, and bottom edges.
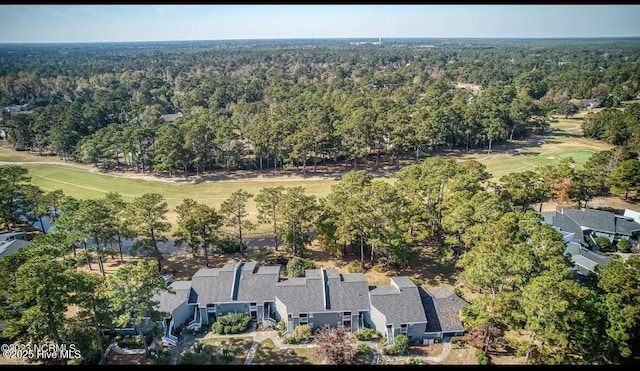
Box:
2, 152, 639, 364
1, 38, 639, 174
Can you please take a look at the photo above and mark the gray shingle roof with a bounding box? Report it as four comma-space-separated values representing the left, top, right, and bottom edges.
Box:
160, 112, 183, 122
615, 216, 640, 236
326, 272, 370, 313
236, 265, 281, 303
543, 211, 585, 243
275, 274, 325, 315
190, 262, 280, 307
154, 280, 192, 315
0, 239, 30, 262
563, 242, 612, 274
561, 208, 616, 234
420, 287, 469, 333
275, 268, 370, 316
369, 277, 427, 326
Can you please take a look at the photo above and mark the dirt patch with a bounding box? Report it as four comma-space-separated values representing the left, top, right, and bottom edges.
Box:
408, 343, 444, 357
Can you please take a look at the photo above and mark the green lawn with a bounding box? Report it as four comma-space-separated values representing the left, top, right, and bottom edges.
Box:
251, 338, 316, 365
460, 113, 613, 181
0, 109, 613, 233
2, 162, 337, 236
200, 336, 254, 363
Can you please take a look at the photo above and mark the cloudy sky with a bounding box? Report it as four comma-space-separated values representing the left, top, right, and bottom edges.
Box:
1, 5, 639, 43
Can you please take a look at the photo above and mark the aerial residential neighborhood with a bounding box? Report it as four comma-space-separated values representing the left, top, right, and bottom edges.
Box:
1, 4, 639, 366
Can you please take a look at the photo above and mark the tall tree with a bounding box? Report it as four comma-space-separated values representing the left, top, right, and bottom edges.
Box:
174, 198, 223, 267
0, 165, 31, 229
597, 256, 640, 361
255, 186, 285, 251
520, 272, 601, 364
279, 186, 319, 257
607, 159, 640, 200
103, 192, 132, 263
104, 259, 170, 356
124, 193, 171, 272
219, 189, 255, 255
73, 272, 112, 364
2, 255, 80, 365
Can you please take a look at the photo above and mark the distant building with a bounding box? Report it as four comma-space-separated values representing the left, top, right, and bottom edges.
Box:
581, 99, 601, 109
0, 230, 30, 262
4, 104, 28, 113
160, 112, 183, 123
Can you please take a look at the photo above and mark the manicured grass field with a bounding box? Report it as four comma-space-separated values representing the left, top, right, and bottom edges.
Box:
14, 163, 337, 235
0, 109, 613, 233
460, 112, 613, 181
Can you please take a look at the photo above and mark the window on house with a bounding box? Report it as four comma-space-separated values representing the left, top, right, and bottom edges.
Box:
250, 302, 257, 306
343, 311, 351, 317
300, 313, 308, 318
288, 313, 292, 319
400, 324, 408, 333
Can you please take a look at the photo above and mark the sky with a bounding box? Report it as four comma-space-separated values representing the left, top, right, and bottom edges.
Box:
1, 4, 639, 43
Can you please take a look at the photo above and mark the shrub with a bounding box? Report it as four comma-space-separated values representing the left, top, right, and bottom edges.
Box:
394, 334, 409, 355
405, 357, 426, 365
282, 336, 297, 344
211, 312, 252, 334
475, 348, 489, 365
218, 236, 239, 254
594, 236, 611, 251
293, 324, 313, 342
383, 334, 409, 356
357, 343, 372, 355
217, 348, 234, 364
450, 336, 466, 347
345, 260, 365, 273
179, 343, 213, 365
212, 322, 223, 334
287, 257, 316, 278
354, 328, 380, 341
372, 264, 385, 273
277, 320, 287, 337
148, 349, 171, 365
616, 238, 632, 253
409, 276, 423, 286
378, 336, 388, 348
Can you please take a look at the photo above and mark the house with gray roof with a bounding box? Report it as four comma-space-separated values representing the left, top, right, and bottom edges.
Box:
159, 112, 183, 123
544, 208, 640, 248
420, 287, 469, 342
188, 262, 281, 327
541, 211, 584, 244
274, 268, 370, 336
152, 280, 193, 345
153, 262, 469, 346
0, 231, 30, 262
368, 277, 428, 345
563, 242, 612, 277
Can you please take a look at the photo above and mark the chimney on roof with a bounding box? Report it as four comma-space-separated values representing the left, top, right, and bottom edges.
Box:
231, 261, 244, 301
321, 268, 330, 310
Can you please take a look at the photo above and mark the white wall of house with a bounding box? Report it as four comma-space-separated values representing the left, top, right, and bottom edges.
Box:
170, 301, 193, 329
368, 305, 387, 338
624, 209, 640, 224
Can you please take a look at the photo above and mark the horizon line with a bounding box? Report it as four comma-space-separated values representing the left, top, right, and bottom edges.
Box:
1, 36, 640, 45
